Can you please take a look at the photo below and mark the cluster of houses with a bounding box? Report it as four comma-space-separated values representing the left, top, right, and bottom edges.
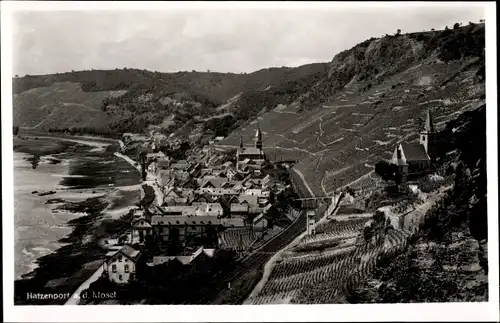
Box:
102, 128, 290, 285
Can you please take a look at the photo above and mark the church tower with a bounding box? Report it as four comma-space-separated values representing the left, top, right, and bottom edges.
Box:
255, 125, 263, 150
419, 108, 437, 161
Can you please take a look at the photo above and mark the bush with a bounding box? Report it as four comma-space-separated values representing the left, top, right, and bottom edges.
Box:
374, 160, 397, 181
418, 176, 442, 193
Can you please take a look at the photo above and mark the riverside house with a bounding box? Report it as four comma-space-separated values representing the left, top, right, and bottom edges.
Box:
103, 246, 142, 284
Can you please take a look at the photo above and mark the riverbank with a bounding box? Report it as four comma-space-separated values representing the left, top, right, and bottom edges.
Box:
13, 135, 141, 305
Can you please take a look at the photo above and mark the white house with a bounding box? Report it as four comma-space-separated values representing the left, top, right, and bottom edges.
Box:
103, 246, 141, 284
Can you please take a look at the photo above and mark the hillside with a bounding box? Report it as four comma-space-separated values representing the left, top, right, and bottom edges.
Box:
13, 64, 327, 135
219, 23, 485, 196
343, 105, 488, 303
13, 23, 485, 195
244, 103, 487, 305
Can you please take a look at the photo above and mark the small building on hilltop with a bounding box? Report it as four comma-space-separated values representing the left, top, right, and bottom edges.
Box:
392, 109, 438, 181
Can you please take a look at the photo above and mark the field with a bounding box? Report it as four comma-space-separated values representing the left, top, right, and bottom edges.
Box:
219, 228, 258, 252
245, 204, 413, 304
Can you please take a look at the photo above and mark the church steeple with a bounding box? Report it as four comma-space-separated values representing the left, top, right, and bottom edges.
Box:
255, 125, 262, 150
420, 108, 437, 161
424, 108, 435, 133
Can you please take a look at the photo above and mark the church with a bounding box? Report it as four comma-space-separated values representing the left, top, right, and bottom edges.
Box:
236, 126, 266, 173
392, 109, 438, 180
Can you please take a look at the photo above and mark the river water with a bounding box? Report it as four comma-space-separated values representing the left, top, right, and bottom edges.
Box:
14, 151, 78, 279
13, 137, 141, 280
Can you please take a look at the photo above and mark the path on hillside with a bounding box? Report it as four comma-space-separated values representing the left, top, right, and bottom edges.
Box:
291, 168, 314, 197
65, 266, 104, 305
114, 152, 140, 171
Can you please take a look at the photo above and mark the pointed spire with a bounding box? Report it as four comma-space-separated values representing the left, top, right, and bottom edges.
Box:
255, 122, 262, 137
255, 124, 262, 150
424, 108, 435, 133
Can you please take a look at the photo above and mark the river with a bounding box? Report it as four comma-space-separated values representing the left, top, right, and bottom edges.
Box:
13, 136, 141, 280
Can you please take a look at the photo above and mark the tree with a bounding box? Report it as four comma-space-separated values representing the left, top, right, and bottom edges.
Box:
396, 29, 401, 35
13, 126, 19, 136
453, 22, 460, 29
374, 160, 397, 181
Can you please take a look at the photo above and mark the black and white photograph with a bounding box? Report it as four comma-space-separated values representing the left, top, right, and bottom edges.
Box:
2, 1, 498, 322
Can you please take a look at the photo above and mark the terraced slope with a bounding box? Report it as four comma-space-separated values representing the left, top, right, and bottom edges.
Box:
245, 211, 413, 304
219, 24, 485, 195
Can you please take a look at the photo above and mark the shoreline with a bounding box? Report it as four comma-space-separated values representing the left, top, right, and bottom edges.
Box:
13, 135, 141, 305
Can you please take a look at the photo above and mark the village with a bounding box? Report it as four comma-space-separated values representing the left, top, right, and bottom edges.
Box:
91, 125, 302, 292
91, 106, 446, 293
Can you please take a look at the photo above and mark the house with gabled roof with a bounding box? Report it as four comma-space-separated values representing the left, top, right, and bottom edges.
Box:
238, 194, 259, 208
230, 203, 249, 217
151, 247, 216, 267
193, 192, 217, 204
131, 217, 152, 244
103, 246, 141, 284
163, 188, 189, 206
199, 177, 227, 189
252, 213, 268, 231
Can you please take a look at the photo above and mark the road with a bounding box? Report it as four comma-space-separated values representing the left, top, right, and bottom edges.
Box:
185, 167, 323, 304
114, 152, 140, 172
65, 265, 104, 305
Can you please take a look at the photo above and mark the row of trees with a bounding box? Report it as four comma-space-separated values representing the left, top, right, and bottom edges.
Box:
47, 127, 120, 138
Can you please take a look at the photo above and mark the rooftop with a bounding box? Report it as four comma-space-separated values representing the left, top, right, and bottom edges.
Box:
400, 143, 430, 161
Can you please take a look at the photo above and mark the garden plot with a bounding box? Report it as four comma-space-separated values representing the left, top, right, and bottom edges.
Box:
219, 228, 258, 251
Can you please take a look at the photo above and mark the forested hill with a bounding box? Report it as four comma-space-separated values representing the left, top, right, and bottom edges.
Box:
13, 63, 327, 135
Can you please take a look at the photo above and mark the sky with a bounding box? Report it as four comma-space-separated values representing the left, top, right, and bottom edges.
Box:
11, 3, 485, 76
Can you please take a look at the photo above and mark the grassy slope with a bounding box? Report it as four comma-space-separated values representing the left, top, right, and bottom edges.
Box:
13, 82, 123, 130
